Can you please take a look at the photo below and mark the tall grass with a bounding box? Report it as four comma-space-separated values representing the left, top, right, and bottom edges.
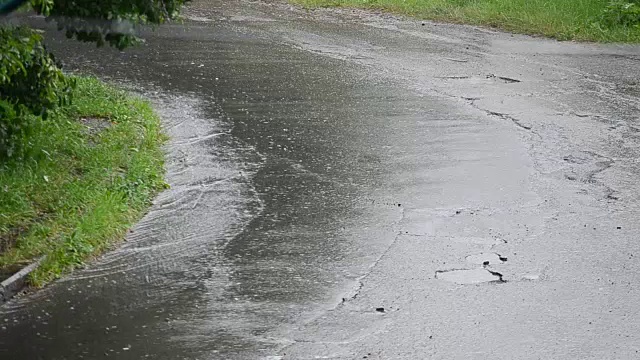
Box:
292, 0, 640, 42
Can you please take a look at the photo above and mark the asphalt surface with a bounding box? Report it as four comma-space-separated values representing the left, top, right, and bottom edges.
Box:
2, 1, 640, 359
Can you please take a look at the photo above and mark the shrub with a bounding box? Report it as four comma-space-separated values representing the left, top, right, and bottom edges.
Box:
30, 0, 191, 49
0, 26, 74, 159
601, 0, 640, 27
0, 0, 190, 158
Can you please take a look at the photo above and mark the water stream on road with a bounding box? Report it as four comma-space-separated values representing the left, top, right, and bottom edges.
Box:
7, 0, 638, 358
0, 8, 404, 359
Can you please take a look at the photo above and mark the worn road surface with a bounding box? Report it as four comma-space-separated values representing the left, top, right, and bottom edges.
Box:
2, 0, 640, 359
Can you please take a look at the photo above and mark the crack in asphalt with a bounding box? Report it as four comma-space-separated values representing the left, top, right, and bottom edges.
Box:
434, 268, 506, 284
584, 152, 617, 201
460, 97, 545, 144
279, 16, 636, 209
338, 206, 407, 306
562, 149, 617, 200
484, 110, 532, 130
486, 74, 521, 84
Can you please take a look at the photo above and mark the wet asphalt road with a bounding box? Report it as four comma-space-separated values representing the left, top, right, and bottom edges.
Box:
2, 0, 640, 359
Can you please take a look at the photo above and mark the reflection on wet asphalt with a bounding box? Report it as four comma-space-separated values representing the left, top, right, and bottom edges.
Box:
3, 0, 640, 359
1, 3, 410, 359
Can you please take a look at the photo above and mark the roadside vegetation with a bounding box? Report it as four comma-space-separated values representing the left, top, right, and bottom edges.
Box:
0, 78, 166, 286
1, 0, 189, 287
291, 0, 640, 42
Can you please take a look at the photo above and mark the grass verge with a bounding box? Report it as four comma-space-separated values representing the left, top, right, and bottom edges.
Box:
0, 77, 167, 287
291, 0, 640, 43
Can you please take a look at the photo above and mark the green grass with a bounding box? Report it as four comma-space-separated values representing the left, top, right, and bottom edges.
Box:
291, 0, 640, 42
0, 77, 167, 286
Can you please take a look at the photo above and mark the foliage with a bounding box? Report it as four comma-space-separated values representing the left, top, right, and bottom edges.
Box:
30, 0, 191, 49
0, 26, 73, 159
0, 77, 167, 285
600, 0, 640, 27
0, 1, 180, 282
0, 0, 190, 157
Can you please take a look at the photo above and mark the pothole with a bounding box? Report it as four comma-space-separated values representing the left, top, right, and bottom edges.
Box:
465, 253, 507, 265
435, 268, 504, 284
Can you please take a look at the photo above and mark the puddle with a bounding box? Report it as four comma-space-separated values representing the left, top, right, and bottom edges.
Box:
435, 269, 504, 284
465, 253, 507, 265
